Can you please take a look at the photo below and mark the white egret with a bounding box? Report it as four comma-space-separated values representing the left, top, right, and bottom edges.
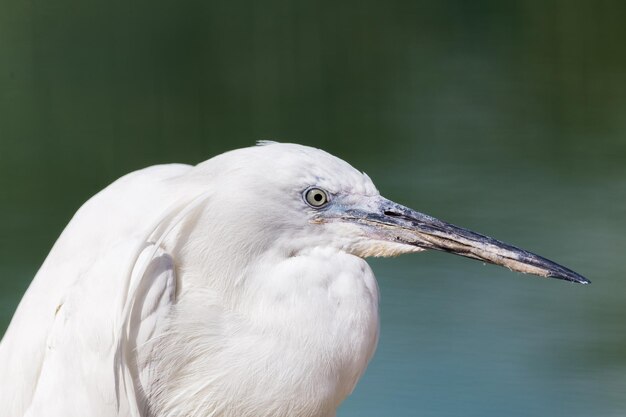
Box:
0, 142, 588, 417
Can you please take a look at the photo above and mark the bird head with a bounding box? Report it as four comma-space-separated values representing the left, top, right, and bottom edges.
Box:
189, 142, 588, 284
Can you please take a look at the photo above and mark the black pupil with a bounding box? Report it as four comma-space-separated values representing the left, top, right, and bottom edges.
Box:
313, 193, 323, 202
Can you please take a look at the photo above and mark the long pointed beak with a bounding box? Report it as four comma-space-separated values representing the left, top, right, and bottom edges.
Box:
342, 198, 590, 284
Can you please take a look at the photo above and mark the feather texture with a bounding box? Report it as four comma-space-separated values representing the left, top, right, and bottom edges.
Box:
0, 144, 382, 417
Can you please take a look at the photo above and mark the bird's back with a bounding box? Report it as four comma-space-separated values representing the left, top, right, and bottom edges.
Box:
0, 163, 192, 417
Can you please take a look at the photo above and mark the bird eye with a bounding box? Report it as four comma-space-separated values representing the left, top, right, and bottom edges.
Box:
304, 188, 329, 208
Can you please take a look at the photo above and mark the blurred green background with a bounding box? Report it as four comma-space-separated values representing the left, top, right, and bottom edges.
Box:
1, 0, 625, 416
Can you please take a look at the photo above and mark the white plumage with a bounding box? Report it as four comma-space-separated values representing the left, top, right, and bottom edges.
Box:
1, 144, 381, 417
0, 142, 588, 417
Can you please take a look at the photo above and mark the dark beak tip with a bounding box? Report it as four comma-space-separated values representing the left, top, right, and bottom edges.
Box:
552, 272, 591, 285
